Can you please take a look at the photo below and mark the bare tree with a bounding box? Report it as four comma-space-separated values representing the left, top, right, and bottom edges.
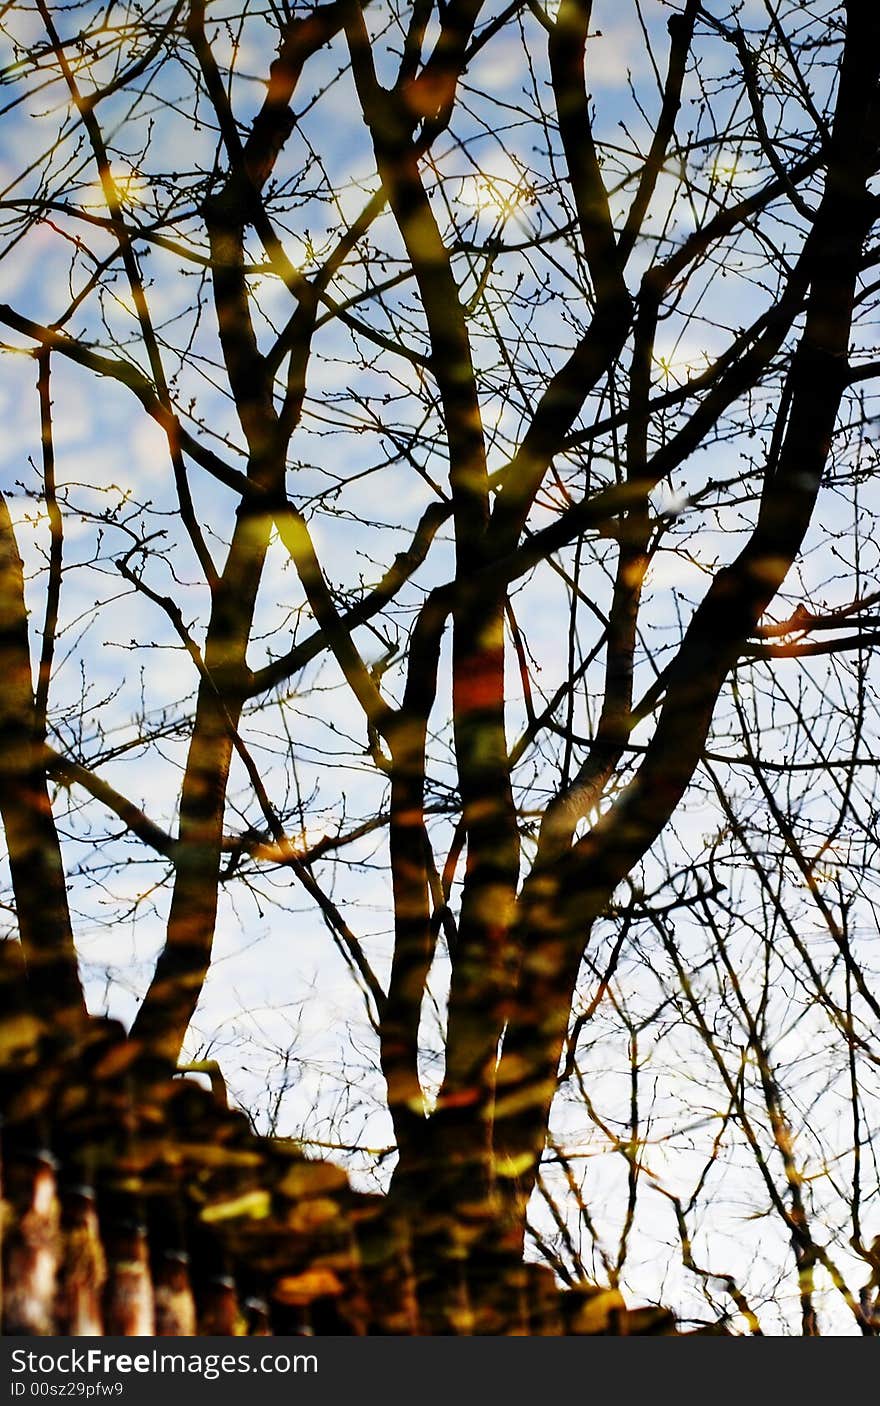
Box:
2, 0, 880, 1332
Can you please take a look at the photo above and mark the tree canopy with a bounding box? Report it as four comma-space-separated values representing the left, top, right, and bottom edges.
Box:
2, 0, 880, 1334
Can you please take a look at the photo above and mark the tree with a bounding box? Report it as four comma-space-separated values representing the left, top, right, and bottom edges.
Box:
2, 0, 880, 1334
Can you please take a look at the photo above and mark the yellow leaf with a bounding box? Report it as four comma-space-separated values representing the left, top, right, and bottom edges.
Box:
273, 1268, 343, 1305
201, 1189, 271, 1223
277, 1161, 348, 1199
